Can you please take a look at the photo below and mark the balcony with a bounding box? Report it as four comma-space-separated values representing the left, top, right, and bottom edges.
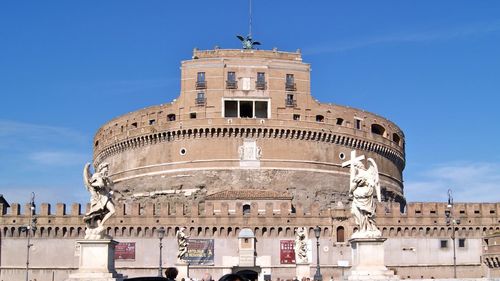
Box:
285, 98, 297, 107
196, 81, 207, 89
226, 80, 238, 89
195, 97, 206, 106
285, 82, 296, 91
255, 80, 267, 90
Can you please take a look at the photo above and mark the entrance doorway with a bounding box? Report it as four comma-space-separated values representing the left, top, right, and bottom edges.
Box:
235, 269, 259, 281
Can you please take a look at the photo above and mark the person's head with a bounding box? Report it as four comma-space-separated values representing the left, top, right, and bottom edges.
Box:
165, 267, 179, 279
218, 273, 244, 281
202, 272, 213, 281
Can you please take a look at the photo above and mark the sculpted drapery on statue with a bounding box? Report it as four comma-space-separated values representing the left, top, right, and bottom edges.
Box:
294, 227, 308, 264
176, 227, 189, 263
82, 162, 116, 239
342, 150, 382, 238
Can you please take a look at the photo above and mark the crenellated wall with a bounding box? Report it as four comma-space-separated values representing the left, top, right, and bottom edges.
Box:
1, 201, 498, 240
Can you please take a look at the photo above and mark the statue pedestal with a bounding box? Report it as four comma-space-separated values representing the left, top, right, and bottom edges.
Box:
347, 238, 398, 281
295, 263, 311, 279
66, 239, 123, 281
176, 262, 190, 280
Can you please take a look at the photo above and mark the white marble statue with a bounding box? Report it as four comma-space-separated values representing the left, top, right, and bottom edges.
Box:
176, 227, 189, 262
342, 150, 382, 238
82, 162, 116, 239
294, 227, 308, 264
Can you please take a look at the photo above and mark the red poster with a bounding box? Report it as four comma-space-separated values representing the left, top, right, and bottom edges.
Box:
114, 242, 135, 260
280, 240, 295, 264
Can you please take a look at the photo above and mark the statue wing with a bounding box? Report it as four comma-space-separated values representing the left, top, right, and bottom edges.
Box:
83, 163, 93, 191
367, 158, 382, 202
252, 41, 261, 46
236, 35, 245, 41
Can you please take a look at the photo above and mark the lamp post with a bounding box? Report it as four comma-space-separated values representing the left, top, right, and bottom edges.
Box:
445, 189, 460, 279
158, 227, 166, 277
313, 226, 322, 281
22, 192, 37, 281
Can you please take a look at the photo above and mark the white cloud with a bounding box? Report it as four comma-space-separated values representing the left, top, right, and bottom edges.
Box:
305, 20, 500, 54
28, 151, 87, 166
405, 162, 500, 203
0, 120, 86, 145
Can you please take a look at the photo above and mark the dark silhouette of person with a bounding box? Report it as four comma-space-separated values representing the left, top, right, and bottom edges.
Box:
165, 267, 179, 281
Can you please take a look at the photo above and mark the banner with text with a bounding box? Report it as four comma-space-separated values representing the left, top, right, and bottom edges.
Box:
114, 242, 135, 261
280, 240, 296, 264
186, 239, 214, 265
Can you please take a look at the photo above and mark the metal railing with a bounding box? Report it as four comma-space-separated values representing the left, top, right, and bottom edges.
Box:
226, 80, 238, 89
285, 98, 297, 107
195, 97, 206, 106
256, 80, 267, 90
285, 82, 296, 91
196, 81, 207, 89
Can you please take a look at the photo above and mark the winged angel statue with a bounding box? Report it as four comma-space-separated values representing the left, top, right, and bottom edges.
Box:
82, 162, 116, 239
236, 35, 261, 49
349, 157, 382, 238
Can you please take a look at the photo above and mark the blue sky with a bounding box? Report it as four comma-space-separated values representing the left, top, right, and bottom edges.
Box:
1, 1, 499, 206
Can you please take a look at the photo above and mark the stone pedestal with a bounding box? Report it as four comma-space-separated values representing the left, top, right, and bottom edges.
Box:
66, 239, 123, 281
295, 263, 311, 279
176, 262, 190, 280
347, 238, 398, 281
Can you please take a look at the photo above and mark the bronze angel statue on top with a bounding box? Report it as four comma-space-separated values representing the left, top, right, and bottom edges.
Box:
82, 162, 116, 239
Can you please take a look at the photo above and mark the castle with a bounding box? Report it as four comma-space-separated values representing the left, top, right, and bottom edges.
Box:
0, 48, 498, 281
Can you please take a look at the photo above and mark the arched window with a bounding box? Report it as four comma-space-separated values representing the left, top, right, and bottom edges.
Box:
167, 114, 176, 121
336, 226, 345, 242
242, 204, 251, 215
371, 124, 385, 136
393, 133, 401, 145
316, 115, 325, 122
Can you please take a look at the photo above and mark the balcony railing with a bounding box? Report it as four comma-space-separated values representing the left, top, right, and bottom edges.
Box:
195, 97, 206, 106
285, 82, 296, 91
196, 81, 207, 89
226, 80, 238, 89
285, 98, 297, 107
256, 80, 267, 90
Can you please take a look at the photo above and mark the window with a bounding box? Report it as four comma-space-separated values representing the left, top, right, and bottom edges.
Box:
196, 72, 206, 89
285, 74, 295, 91
256, 72, 266, 90
286, 94, 296, 107
167, 114, 176, 121
474, 210, 480, 214
255, 101, 268, 118
293, 114, 300, 121
224, 100, 269, 119
440, 240, 448, 248
336, 118, 344, 125
190, 112, 197, 119
95, 140, 99, 147
393, 133, 401, 144
316, 115, 325, 122
371, 124, 386, 136
458, 239, 466, 248
226, 71, 237, 89
131, 122, 138, 128
336, 226, 345, 243
195, 92, 206, 105
243, 204, 251, 215
224, 101, 238, 117
149, 119, 156, 125
240, 101, 253, 118
355, 119, 362, 129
